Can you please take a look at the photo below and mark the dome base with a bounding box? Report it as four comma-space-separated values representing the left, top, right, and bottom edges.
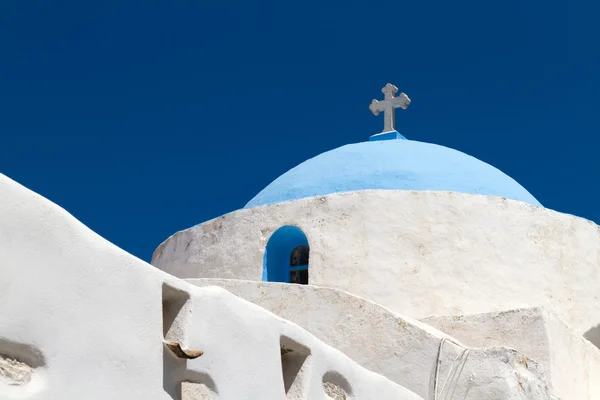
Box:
369, 130, 407, 141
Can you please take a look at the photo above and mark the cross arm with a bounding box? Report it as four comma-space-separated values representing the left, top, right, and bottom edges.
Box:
369, 99, 385, 115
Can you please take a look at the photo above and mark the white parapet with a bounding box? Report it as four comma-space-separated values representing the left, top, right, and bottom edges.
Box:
0, 174, 421, 400
187, 279, 572, 399
422, 307, 600, 400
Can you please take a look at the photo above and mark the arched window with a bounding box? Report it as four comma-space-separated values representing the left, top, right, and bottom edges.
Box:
263, 226, 310, 285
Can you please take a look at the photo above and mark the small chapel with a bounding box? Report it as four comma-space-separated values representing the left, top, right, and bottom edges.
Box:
1, 84, 599, 399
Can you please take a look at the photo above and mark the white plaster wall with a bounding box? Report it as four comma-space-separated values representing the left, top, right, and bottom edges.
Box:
0, 174, 422, 400
187, 279, 569, 399
423, 307, 600, 400
152, 190, 600, 337
187, 278, 456, 398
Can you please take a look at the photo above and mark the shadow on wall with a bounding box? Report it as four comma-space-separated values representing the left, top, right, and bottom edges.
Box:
263, 226, 309, 284
0, 338, 46, 389
584, 324, 600, 350
322, 371, 352, 399
280, 335, 311, 397
162, 283, 217, 400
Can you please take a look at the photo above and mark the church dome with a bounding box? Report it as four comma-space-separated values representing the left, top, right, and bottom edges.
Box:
245, 137, 541, 208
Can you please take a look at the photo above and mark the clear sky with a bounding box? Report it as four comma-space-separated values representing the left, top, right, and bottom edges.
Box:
1, 1, 597, 262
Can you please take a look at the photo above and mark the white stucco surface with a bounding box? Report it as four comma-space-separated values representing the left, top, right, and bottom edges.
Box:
0, 174, 423, 400
187, 279, 570, 399
153, 190, 600, 337
423, 307, 600, 400
187, 278, 456, 397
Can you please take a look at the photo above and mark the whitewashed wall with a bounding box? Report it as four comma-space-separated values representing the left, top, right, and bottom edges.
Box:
153, 190, 600, 337
0, 175, 421, 400
187, 279, 580, 399
423, 307, 600, 400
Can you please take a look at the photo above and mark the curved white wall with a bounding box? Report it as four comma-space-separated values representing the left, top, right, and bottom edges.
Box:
0, 174, 421, 400
153, 190, 600, 335
187, 279, 597, 400
186, 279, 455, 398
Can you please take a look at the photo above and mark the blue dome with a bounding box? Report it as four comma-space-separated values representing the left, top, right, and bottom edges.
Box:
245, 138, 541, 208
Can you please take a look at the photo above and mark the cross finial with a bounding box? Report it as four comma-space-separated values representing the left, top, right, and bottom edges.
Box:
369, 83, 411, 133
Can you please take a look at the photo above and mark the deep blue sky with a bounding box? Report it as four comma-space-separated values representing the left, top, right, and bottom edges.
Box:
1, 1, 597, 262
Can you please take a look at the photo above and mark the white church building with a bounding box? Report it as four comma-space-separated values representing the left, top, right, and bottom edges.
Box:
1, 84, 599, 399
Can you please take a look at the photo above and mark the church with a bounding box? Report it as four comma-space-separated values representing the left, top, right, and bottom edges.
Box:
1, 84, 599, 399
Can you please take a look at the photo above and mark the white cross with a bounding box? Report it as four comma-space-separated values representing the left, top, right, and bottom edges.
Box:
369, 83, 411, 133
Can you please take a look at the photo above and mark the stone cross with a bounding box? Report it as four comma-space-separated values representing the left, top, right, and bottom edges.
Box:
369, 83, 411, 133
